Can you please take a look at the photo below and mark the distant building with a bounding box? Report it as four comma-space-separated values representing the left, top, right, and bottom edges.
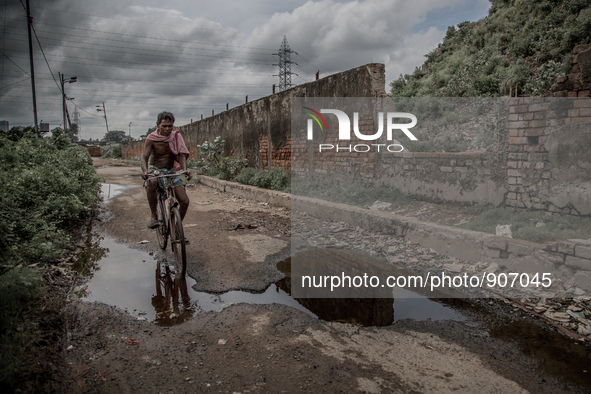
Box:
0, 120, 8, 132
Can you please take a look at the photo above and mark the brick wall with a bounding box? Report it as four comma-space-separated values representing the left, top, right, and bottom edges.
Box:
505, 97, 591, 215
121, 51, 591, 216
123, 62, 386, 169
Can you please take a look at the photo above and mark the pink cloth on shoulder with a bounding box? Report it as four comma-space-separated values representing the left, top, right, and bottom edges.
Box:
146, 129, 190, 170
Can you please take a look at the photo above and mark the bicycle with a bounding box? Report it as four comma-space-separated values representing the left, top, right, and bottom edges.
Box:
147, 170, 188, 277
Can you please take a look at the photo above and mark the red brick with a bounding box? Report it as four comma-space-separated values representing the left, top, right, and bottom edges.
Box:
571, 117, 591, 124
509, 129, 521, 137
524, 128, 542, 137
529, 103, 549, 112
578, 90, 590, 97
508, 137, 528, 145
529, 120, 547, 128
509, 105, 529, 113
568, 91, 578, 97
524, 112, 535, 121
508, 114, 521, 121
574, 99, 591, 108
509, 121, 529, 128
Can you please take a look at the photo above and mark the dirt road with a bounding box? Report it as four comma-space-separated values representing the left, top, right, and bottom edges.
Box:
59, 160, 590, 393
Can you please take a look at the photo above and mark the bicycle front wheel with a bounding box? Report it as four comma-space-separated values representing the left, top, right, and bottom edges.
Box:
156, 196, 168, 250
170, 207, 187, 277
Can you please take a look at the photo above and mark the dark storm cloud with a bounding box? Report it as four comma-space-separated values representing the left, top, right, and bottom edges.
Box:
0, 0, 487, 139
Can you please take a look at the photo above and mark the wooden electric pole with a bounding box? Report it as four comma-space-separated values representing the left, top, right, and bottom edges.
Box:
25, 0, 39, 132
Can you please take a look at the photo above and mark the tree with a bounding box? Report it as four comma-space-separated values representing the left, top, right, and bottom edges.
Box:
68, 124, 79, 142
121, 135, 136, 143
139, 126, 157, 140
5, 126, 34, 141
101, 130, 126, 143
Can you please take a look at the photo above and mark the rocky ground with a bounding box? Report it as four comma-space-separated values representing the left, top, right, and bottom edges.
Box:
14, 158, 591, 393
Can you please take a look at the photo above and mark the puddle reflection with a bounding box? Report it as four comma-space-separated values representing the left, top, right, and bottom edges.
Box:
152, 262, 194, 326
73, 237, 465, 328
99, 183, 129, 202
70, 230, 108, 298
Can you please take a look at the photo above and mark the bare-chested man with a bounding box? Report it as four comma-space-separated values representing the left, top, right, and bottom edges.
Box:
141, 111, 191, 232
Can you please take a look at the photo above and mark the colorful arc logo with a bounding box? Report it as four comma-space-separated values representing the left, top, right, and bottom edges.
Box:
302, 107, 329, 133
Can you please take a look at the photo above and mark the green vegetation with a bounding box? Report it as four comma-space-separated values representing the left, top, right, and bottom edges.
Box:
292, 175, 412, 209
390, 0, 591, 98
0, 267, 42, 387
390, 97, 498, 151
103, 143, 122, 158
189, 136, 247, 181
234, 167, 290, 193
0, 128, 102, 270
460, 206, 591, 243
0, 127, 102, 389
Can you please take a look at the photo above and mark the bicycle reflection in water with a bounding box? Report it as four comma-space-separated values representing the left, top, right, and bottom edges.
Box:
152, 262, 195, 326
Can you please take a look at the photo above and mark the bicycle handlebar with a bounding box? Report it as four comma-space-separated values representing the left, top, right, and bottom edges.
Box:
146, 170, 188, 179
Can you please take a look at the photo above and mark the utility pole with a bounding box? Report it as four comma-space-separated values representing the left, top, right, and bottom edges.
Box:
128, 122, 132, 138
273, 36, 298, 92
96, 102, 109, 134
60, 72, 77, 131
96, 102, 110, 150
73, 108, 80, 141
25, 0, 38, 133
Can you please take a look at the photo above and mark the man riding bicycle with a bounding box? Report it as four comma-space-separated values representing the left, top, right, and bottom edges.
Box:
141, 111, 192, 233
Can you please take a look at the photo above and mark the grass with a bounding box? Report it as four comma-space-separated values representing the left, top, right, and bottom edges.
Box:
459, 206, 591, 243
234, 167, 290, 193
292, 175, 413, 209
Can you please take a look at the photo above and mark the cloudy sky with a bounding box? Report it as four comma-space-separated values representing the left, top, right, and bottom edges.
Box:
0, 0, 490, 140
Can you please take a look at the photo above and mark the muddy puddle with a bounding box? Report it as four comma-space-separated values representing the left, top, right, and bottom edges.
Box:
71, 234, 591, 391
71, 235, 466, 327
99, 183, 130, 202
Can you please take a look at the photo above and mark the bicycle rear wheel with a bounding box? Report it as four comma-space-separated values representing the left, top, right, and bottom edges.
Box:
170, 207, 187, 277
156, 196, 168, 250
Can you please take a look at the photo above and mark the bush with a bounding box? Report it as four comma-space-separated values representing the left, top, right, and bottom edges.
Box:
0, 131, 102, 270
389, 0, 591, 98
190, 136, 247, 181
234, 167, 290, 193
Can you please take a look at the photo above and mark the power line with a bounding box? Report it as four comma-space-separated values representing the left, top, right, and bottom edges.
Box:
32, 6, 246, 35
30, 23, 62, 94
4, 24, 274, 57
4, 19, 277, 52
4, 33, 273, 64
0, 76, 29, 89
0, 48, 29, 75
7, 50, 274, 75
1, 70, 272, 86
289, 40, 321, 71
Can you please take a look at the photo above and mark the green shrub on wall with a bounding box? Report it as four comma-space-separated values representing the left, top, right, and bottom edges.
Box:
189, 136, 247, 181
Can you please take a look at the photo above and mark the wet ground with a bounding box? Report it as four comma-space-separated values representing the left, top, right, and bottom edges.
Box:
56, 159, 591, 393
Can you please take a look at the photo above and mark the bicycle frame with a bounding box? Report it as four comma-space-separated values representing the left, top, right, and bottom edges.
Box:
148, 170, 187, 276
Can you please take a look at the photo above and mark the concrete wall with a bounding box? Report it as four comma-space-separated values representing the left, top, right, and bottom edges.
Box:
121, 56, 591, 215
121, 63, 386, 169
